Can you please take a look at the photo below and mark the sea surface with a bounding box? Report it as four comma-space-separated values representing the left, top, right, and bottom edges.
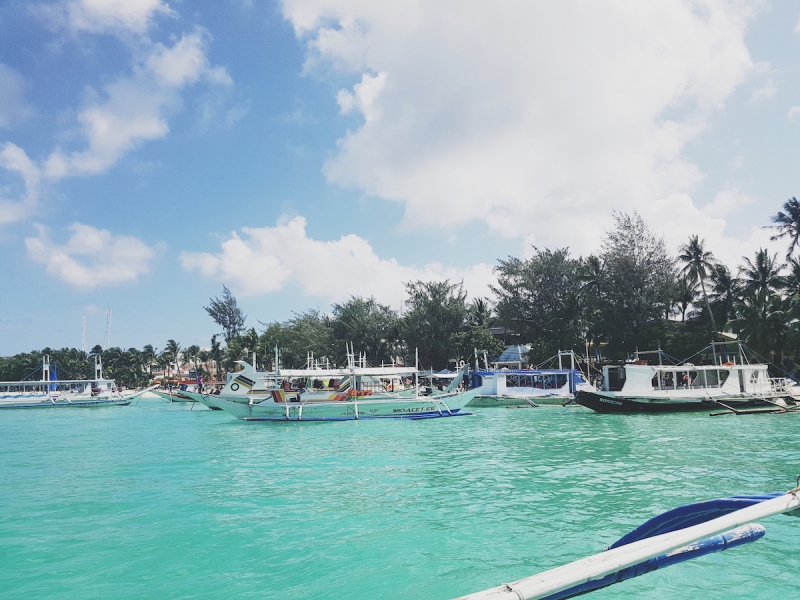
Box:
1, 399, 799, 599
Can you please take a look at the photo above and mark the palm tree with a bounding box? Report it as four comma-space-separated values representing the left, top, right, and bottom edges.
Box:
186, 345, 201, 372
673, 275, 699, 322
468, 297, 493, 327
733, 289, 787, 360
142, 344, 157, 379
707, 264, 738, 331
739, 249, 783, 297
769, 197, 800, 260
677, 235, 718, 336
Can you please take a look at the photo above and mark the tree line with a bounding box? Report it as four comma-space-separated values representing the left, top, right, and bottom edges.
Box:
4, 198, 800, 382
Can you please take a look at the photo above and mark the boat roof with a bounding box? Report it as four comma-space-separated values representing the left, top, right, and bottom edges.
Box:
614, 362, 768, 372
473, 368, 583, 375
234, 361, 419, 378
0, 378, 115, 385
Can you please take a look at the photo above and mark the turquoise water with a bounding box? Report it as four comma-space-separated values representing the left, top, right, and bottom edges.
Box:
1, 400, 799, 599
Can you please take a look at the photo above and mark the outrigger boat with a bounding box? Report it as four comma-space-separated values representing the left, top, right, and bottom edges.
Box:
469, 351, 594, 407
575, 343, 800, 414
0, 355, 150, 409
188, 347, 481, 421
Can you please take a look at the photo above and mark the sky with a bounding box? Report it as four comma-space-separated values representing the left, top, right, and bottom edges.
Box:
1, 0, 800, 356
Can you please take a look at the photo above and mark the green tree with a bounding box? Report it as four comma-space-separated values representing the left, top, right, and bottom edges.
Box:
259, 310, 334, 369
401, 280, 468, 370
210, 335, 222, 379
672, 274, 698, 322
769, 197, 800, 260
204, 285, 246, 343
677, 235, 718, 336
707, 264, 738, 332
330, 296, 399, 366
493, 247, 584, 351
596, 212, 675, 354
732, 289, 787, 360
739, 249, 783, 297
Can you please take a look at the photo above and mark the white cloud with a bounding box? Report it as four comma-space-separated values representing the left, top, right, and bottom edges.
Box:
44, 29, 228, 179
179, 216, 496, 305
0, 142, 40, 224
0, 63, 31, 129
702, 187, 755, 219
282, 0, 761, 254
25, 223, 157, 288
44, 0, 174, 35
645, 190, 784, 274
749, 81, 776, 103
1, 29, 231, 221
337, 72, 386, 122
789, 106, 800, 121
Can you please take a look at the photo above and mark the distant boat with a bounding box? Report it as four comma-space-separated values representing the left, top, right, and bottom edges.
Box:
0, 355, 150, 409
468, 351, 595, 407
575, 344, 800, 413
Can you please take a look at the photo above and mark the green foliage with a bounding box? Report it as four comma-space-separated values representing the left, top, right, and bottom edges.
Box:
204, 285, 246, 343
258, 310, 334, 369
0, 346, 150, 388
493, 247, 585, 350
330, 297, 399, 365
401, 280, 468, 370
453, 324, 504, 365
596, 212, 675, 355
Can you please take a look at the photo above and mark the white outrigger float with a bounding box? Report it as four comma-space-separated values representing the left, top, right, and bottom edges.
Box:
185, 348, 481, 421
0, 355, 150, 409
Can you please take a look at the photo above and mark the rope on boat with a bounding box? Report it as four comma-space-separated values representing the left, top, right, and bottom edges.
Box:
456, 490, 800, 600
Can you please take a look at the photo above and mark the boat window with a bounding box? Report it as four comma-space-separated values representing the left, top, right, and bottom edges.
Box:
605, 367, 626, 391
556, 374, 567, 388
676, 370, 699, 388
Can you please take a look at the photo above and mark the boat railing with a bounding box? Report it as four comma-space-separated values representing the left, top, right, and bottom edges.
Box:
769, 377, 792, 394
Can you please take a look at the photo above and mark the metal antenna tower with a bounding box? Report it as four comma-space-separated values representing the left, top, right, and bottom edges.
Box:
82, 314, 87, 355
104, 308, 112, 349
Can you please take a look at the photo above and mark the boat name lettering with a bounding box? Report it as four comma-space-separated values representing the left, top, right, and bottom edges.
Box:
599, 398, 623, 406
392, 406, 435, 413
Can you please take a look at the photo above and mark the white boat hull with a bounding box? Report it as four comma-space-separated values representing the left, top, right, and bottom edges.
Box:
213, 388, 480, 421
0, 387, 150, 409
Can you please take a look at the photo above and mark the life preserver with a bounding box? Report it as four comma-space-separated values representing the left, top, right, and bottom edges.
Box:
722, 361, 734, 366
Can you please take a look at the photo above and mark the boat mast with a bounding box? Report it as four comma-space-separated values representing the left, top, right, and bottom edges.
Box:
415, 347, 419, 397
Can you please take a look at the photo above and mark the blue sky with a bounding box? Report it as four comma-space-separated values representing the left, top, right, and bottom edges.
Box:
1, 0, 800, 355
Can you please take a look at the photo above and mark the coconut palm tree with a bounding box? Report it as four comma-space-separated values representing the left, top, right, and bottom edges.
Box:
769, 197, 800, 260
739, 249, 783, 297
733, 289, 787, 360
677, 235, 718, 336
186, 345, 201, 372
707, 264, 738, 331
142, 344, 157, 379
673, 274, 699, 322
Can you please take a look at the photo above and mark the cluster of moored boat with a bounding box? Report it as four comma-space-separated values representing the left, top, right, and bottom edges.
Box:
0, 355, 154, 409
4, 343, 800, 418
